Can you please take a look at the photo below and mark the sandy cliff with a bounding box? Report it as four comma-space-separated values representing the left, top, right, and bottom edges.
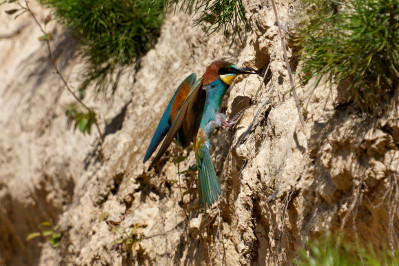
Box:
1, 0, 398, 265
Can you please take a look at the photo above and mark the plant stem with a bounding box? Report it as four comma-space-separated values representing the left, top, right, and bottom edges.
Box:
271, 0, 305, 128
20, 0, 104, 141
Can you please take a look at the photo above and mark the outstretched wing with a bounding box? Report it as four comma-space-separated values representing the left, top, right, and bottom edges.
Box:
143, 73, 197, 163
149, 77, 204, 168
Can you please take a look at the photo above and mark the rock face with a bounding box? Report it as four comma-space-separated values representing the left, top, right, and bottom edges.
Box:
1, 0, 398, 265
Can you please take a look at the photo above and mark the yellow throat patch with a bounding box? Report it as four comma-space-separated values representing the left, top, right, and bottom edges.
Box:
220, 74, 237, 85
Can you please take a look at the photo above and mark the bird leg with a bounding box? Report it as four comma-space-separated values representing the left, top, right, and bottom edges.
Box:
216, 107, 249, 128
206, 107, 249, 135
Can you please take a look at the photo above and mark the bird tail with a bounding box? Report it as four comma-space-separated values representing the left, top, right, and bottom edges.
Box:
195, 142, 221, 209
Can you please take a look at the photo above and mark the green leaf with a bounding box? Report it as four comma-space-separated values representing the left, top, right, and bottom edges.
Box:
38, 32, 51, 41
42, 230, 54, 237
52, 232, 61, 239
26, 232, 41, 241
131, 225, 138, 235
174, 156, 187, 164
78, 117, 88, 133
115, 238, 124, 244
41, 221, 52, 227
49, 237, 60, 248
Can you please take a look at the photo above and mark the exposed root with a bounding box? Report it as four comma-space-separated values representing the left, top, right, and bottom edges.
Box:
236, 76, 274, 148
271, 0, 305, 128
279, 188, 294, 247
215, 205, 223, 266
339, 178, 364, 234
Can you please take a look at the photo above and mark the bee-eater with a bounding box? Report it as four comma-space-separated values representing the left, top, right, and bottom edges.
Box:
143, 61, 259, 208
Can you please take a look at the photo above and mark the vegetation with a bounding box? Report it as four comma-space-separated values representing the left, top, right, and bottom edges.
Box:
170, 0, 247, 37
3, 0, 249, 138
297, 0, 399, 112
65, 103, 98, 135
6, 0, 246, 136
40, 0, 166, 94
3, 0, 105, 139
294, 233, 399, 266
38, 0, 248, 95
104, 217, 147, 254
112, 223, 146, 253
27, 221, 61, 248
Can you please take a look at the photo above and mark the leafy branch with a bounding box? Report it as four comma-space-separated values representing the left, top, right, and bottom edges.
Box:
65, 103, 98, 135
5, 0, 104, 141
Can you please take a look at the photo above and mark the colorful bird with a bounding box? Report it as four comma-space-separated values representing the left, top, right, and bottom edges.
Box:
143, 61, 259, 208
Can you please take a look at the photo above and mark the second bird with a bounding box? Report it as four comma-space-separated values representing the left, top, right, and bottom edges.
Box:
143, 61, 259, 208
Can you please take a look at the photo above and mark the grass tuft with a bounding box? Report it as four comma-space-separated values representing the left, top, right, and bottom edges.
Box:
40, 0, 166, 94
294, 232, 399, 266
169, 0, 247, 39
297, 0, 399, 112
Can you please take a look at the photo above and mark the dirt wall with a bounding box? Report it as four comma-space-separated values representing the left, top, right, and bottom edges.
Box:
1, 0, 398, 265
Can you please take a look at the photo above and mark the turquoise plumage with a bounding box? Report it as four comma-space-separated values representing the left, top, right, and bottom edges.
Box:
144, 61, 258, 208
195, 138, 221, 207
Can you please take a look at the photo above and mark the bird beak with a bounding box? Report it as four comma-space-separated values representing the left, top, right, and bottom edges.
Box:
238, 67, 259, 75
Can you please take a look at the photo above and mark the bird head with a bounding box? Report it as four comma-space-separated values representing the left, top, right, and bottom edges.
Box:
203, 61, 259, 86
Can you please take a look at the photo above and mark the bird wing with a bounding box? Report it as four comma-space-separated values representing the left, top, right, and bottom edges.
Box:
143, 73, 197, 163
149, 77, 204, 168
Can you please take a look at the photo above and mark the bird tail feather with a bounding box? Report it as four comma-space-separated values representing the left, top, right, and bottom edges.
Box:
197, 144, 221, 208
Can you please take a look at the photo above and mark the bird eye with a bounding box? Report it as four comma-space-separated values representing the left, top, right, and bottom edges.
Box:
227, 67, 235, 73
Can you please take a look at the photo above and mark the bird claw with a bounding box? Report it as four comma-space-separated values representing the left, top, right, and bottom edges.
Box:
217, 107, 249, 128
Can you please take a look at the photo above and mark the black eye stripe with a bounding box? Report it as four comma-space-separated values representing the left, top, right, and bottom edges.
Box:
218, 67, 237, 75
